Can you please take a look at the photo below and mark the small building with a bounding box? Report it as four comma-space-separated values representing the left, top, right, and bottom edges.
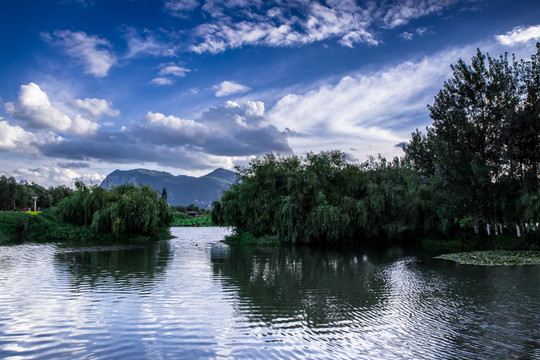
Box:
187, 211, 198, 217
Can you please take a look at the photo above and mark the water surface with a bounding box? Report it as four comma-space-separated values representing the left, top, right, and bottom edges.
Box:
0, 227, 539, 359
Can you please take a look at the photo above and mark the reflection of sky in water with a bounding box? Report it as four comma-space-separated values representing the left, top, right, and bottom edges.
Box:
0, 229, 539, 359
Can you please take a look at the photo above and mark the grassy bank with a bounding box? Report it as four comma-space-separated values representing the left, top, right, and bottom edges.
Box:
0, 210, 97, 244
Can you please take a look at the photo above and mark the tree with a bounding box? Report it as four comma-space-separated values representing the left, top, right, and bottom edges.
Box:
56, 183, 172, 238
406, 44, 540, 236
161, 187, 168, 202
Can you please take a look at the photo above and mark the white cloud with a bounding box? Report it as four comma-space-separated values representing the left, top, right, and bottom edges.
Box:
0, 119, 38, 154
244, 101, 265, 117
71, 98, 120, 117
11, 166, 106, 187
145, 111, 209, 134
496, 25, 540, 46
158, 64, 191, 77
382, 0, 460, 28
77, 172, 107, 185
400, 31, 414, 41
42, 30, 117, 77
164, 0, 200, 16
11, 83, 103, 135
124, 28, 176, 58
399, 27, 429, 41
214, 81, 250, 97
187, 0, 467, 53
13, 83, 72, 132
267, 46, 473, 161
151, 77, 174, 85
151, 63, 191, 85
71, 115, 100, 135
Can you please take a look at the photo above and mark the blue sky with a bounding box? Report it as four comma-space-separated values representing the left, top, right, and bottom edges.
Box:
1, 0, 540, 186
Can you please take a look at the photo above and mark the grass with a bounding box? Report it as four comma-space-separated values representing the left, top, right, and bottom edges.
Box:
170, 213, 213, 227
435, 250, 540, 265
0, 210, 98, 244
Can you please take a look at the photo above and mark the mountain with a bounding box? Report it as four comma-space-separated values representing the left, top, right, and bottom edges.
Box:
100, 168, 237, 208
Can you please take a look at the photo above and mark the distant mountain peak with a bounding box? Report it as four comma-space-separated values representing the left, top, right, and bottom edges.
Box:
100, 168, 237, 207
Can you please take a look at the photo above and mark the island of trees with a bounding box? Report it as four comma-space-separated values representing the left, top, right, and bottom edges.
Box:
212, 44, 540, 250
0, 180, 172, 243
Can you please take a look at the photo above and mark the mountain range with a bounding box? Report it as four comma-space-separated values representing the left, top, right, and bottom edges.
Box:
100, 168, 237, 208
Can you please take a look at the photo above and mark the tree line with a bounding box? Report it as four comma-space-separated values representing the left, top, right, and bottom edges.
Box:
212, 44, 540, 245
0, 181, 172, 242
0, 175, 73, 211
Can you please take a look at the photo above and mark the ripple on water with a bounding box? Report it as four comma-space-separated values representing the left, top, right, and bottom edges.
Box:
1, 229, 539, 359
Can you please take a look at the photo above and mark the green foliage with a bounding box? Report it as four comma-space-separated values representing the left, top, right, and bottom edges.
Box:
56, 183, 172, 238
171, 213, 213, 227
173, 204, 210, 214
0, 180, 172, 243
213, 151, 430, 244
0, 210, 98, 243
214, 43, 540, 247
223, 232, 279, 245
0, 175, 73, 211
405, 43, 540, 236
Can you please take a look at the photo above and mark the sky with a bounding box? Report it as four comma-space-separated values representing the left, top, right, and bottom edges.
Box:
1, 0, 540, 187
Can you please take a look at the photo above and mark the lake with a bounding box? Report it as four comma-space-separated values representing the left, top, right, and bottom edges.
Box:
0, 227, 539, 359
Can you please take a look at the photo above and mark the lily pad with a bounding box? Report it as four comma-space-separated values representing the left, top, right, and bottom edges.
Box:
435, 250, 540, 266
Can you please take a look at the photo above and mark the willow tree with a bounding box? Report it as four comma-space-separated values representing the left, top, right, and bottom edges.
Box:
57, 183, 172, 238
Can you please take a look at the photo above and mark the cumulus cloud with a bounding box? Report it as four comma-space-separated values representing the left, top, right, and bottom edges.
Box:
496, 25, 540, 46
138, 111, 211, 145
39, 100, 291, 168
9, 83, 106, 135
214, 81, 250, 97
11, 83, 72, 132
71, 98, 120, 118
0, 119, 39, 154
12, 166, 106, 187
42, 30, 117, 77
71, 114, 100, 135
198, 100, 291, 156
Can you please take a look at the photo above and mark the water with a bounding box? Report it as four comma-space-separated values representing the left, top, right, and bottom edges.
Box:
0, 228, 539, 359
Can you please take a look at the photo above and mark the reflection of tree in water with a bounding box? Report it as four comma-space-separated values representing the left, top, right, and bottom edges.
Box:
211, 244, 388, 327
54, 241, 172, 291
